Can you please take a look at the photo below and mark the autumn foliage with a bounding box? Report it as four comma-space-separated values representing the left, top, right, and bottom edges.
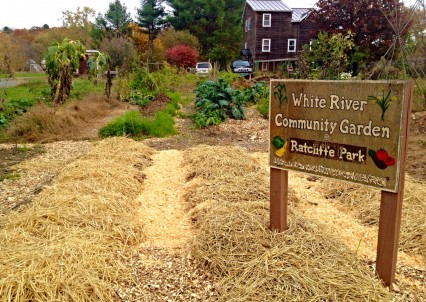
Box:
165, 44, 198, 69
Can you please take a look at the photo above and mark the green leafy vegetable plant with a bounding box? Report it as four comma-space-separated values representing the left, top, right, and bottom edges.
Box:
193, 79, 246, 128
0, 99, 35, 128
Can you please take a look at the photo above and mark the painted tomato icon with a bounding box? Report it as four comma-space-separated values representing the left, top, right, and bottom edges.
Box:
368, 148, 396, 169
376, 149, 389, 161
384, 156, 395, 167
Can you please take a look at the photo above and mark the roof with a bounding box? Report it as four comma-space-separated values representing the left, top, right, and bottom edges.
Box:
291, 8, 311, 22
246, 0, 292, 12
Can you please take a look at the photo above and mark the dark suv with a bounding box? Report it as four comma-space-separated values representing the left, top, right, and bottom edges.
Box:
230, 60, 253, 78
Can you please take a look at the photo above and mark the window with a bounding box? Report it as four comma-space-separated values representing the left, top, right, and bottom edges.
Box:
288, 39, 296, 52
262, 39, 271, 52
244, 42, 248, 49
245, 17, 251, 32
263, 14, 271, 27
262, 62, 268, 71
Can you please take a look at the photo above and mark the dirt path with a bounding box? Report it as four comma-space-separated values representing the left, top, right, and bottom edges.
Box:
117, 150, 218, 301
136, 150, 192, 250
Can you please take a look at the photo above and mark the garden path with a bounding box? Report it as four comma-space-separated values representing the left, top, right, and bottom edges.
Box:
136, 149, 192, 250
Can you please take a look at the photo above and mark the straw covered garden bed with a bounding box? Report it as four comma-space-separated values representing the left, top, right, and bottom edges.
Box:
0, 135, 424, 300
183, 145, 396, 301
318, 177, 426, 260
0, 137, 154, 301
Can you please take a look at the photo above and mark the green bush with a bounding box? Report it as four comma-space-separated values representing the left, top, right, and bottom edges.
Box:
141, 111, 177, 137
130, 68, 156, 91
98, 110, 144, 137
216, 71, 240, 85
243, 81, 270, 117
244, 81, 269, 103
256, 98, 269, 118
98, 110, 177, 138
128, 91, 155, 107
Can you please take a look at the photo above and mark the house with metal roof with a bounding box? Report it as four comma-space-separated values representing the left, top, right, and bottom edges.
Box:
242, 0, 314, 72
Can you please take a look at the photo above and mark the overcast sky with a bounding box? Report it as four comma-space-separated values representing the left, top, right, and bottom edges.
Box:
0, 0, 420, 30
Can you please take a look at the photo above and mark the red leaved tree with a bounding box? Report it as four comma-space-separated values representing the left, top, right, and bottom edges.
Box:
165, 44, 198, 69
308, 0, 409, 61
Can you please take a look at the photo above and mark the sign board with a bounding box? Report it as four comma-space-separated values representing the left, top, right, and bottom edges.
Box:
269, 80, 410, 192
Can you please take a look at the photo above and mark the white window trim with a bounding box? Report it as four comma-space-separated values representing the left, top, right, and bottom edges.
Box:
244, 42, 248, 49
288, 39, 296, 52
262, 39, 271, 52
262, 62, 268, 71
248, 17, 251, 31
263, 14, 271, 27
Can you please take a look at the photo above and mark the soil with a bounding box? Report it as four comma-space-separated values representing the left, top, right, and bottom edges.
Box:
139, 93, 171, 116
0, 145, 45, 178
0, 93, 425, 301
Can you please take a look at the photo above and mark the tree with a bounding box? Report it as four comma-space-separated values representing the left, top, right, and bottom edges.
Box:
167, 0, 244, 64
62, 7, 96, 30
91, 0, 132, 44
44, 39, 86, 105
406, 6, 426, 75
105, 0, 132, 35
62, 7, 96, 46
33, 27, 81, 63
309, 0, 408, 62
304, 31, 355, 79
2, 27, 12, 34
99, 36, 135, 71
136, 0, 166, 63
0, 33, 26, 76
157, 28, 199, 50
129, 23, 165, 63
12, 29, 38, 68
165, 44, 198, 69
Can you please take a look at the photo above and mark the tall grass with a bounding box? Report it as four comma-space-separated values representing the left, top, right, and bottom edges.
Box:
99, 110, 177, 138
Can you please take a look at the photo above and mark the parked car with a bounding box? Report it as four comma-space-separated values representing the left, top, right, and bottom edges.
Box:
230, 60, 253, 78
195, 62, 212, 76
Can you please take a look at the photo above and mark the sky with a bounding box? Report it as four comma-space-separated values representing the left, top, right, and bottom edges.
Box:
0, 0, 420, 30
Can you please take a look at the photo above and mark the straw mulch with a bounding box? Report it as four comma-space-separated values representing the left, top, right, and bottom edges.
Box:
183, 145, 394, 301
319, 177, 426, 259
0, 137, 154, 301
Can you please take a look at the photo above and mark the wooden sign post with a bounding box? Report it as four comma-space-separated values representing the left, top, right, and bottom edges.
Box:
376, 81, 412, 286
269, 80, 413, 287
270, 168, 288, 231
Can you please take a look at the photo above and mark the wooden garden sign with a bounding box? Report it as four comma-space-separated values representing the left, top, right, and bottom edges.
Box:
269, 80, 413, 287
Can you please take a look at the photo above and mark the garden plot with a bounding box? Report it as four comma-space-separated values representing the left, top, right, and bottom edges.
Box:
0, 136, 424, 301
